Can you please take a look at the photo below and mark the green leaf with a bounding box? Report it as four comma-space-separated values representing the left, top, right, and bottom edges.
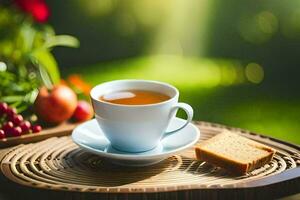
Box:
38, 64, 53, 89
27, 89, 39, 104
30, 50, 60, 84
43, 25, 55, 37
16, 104, 29, 113
0, 40, 13, 57
18, 22, 36, 53
10, 100, 22, 108
45, 35, 79, 49
0, 95, 24, 102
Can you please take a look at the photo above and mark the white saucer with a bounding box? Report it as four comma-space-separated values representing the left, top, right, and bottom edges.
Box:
72, 117, 200, 166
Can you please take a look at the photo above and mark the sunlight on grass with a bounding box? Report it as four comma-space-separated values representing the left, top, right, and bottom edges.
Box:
181, 87, 300, 144
75, 55, 248, 89
211, 98, 300, 144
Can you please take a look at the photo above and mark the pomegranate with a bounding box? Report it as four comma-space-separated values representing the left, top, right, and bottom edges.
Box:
34, 85, 77, 124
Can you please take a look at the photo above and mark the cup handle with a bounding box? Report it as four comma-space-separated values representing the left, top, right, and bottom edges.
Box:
162, 102, 194, 139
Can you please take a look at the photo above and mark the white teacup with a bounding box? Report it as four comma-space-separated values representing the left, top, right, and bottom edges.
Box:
90, 80, 193, 152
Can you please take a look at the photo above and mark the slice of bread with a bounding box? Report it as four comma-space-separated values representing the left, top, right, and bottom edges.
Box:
195, 131, 276, 174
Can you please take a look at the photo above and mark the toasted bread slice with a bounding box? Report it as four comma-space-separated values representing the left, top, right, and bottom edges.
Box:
195, 131, 276, 174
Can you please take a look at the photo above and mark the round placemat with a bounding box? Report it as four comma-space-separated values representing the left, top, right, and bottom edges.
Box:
1, 121, 299, 193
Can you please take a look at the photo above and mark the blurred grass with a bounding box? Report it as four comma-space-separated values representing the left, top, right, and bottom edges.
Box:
63, 55, 300, 144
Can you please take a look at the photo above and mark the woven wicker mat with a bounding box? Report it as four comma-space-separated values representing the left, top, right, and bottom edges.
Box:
1, 121, 299, 193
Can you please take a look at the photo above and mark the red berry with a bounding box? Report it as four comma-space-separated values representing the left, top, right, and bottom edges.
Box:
0, 130, 5, 139
72, 100, 94, 122
0, 102, 8, 115
31, 125, 42, 133
11, 126, 22, 137
2, 121, 14, 132
6, 107, 17, 117
0, 102, 8, 108
20, 120, 31, 134
4, 129, 13, 137
11, 114, 23, 125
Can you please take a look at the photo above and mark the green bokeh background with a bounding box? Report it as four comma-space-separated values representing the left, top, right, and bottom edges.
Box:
46, 0, 300, 144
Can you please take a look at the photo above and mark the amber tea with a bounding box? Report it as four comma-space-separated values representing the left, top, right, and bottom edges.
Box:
99, 90, 170, 105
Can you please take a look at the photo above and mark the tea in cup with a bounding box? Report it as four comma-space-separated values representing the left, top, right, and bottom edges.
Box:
90, 80, 193, 152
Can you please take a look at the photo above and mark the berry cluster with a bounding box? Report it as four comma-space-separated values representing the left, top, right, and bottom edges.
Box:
0, 102, 42, 139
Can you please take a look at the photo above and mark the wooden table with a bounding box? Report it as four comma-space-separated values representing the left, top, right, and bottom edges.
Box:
0, 164, 299, 200
0, 121, 299, 200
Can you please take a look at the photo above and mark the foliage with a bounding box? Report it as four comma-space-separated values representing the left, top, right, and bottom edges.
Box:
0, 70, 39, 113
0, 6, 79, 112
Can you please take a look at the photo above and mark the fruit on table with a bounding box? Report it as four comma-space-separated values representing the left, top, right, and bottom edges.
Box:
11, 114, 23, 125
6, 107, 17, 118
2, 121, 14, 133
72, 100, 94, 122
0, 102, 42, 138
0, 130, 5, 139
20, 121, 31, 134
34, 85, 77, 124
31, 125, 42, 133
11, 126, 22, 137
0, 102, 8, 115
